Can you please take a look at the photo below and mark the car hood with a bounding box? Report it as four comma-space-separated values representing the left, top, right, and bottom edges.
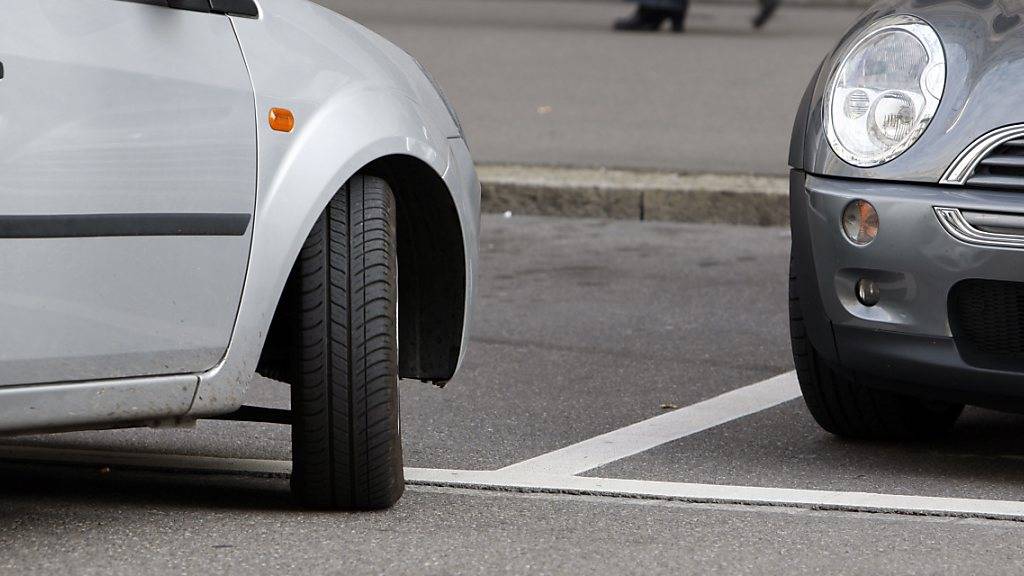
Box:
799, 0, 1024, 183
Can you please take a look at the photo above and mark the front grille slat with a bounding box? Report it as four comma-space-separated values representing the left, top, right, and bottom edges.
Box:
961, 174, 1024, 189
965, 140, 1024, 189
979, 154, 1024, 168
950, 279, 1024, 369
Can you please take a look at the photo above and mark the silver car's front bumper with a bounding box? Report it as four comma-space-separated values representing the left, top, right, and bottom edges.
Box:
794, 171, 1024, 406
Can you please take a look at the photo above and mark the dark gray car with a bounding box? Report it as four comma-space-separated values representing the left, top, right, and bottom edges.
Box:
790, 0, 1024, 438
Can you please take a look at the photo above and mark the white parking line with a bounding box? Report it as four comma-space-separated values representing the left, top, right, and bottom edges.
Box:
4, 370, 1022, 522
405, 468, 1024, 522
4, 446, 1023, 522
499, 371, 800, 476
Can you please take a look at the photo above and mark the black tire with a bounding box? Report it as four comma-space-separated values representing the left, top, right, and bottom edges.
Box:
289, 175, 404, 510
789, 250, 963, 440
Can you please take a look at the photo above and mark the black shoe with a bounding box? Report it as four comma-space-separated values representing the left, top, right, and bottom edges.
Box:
753, 0, 779, 29
668, 9, 685, 32
614, 7, 665, 31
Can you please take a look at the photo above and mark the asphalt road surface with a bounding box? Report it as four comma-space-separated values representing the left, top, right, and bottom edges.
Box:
3, 215, 1024, 575
314, 0, 862, 175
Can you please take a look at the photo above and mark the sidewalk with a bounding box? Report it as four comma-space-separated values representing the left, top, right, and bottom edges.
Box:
322, 0, 858, 175
318, 0, 859, 224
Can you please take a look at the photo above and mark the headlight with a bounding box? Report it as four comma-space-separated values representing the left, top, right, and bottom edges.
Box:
823, 15, 945, 168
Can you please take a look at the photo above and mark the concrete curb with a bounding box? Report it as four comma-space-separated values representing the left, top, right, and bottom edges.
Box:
478, 165, 790, 226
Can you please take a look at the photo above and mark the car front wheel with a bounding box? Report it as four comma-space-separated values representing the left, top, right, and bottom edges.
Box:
289, 175, 404, 510
789, 251, 963, 440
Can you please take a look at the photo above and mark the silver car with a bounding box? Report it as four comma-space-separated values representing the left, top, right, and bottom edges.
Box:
0, 0, 480, 510
790, 2, 1024, 439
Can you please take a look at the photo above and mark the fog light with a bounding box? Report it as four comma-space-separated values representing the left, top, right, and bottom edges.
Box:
842, 200, 879, 245
856, 278, 881, 307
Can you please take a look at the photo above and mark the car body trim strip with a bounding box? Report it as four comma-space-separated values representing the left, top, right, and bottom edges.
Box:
0, 213, 251, 239
0, 375, 198, 434
117, 0, 260, 18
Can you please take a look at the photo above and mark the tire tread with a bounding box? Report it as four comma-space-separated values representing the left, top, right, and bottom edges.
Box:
290, 175, 404, 510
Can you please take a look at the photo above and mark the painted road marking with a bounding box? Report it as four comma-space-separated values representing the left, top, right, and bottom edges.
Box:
2, 446, 1024, 522
499, 371, 800, 476
404, 468, 1024, 522
3, 371, 1020, 522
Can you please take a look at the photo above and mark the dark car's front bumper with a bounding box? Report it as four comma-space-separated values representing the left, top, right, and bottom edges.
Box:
791, 170, 1024, 409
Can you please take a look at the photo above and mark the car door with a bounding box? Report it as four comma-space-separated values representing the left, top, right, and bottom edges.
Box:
0, 0, 256, 386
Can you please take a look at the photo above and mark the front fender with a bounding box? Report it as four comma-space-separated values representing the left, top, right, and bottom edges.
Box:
190, 95, 460, 416
187, 2, 476, 415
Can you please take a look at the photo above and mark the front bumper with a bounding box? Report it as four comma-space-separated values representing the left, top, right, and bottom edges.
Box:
792, 170, 1024, 407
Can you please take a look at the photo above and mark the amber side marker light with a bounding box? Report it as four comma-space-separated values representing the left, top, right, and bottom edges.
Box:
269, 108, 295, 133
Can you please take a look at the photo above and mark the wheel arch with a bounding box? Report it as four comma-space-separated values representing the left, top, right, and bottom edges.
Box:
256, 155, 467, 386
366, 155, 468, 383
